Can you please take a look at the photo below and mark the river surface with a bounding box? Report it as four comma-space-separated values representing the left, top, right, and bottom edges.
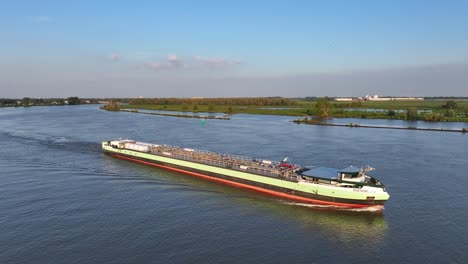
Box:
0, 105, 467, 263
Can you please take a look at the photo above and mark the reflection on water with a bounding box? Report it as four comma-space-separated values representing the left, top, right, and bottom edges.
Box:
135, 108, 227, 117
253, 198, 388, 247
105, 153, 388, 249
323, 117, 468, 129
104, 142, 388, 248
345, 108, 432, 113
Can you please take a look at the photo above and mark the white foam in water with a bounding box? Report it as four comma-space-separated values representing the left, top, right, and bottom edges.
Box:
346, 205, 384, 212
282, 202, 341, 209
52, 136, 70, 143
282, 201, 384, 212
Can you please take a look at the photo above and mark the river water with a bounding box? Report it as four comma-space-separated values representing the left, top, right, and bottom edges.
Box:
0, 105, 467, 263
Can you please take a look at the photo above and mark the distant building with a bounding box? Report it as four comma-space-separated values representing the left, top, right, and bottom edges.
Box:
393, 97, 424, 101
364, 95, 391, 101
335, 98, 354, 101
364, 95, 424, 101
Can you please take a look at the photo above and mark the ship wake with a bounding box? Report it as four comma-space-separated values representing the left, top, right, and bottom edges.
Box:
281, 201, 384, 212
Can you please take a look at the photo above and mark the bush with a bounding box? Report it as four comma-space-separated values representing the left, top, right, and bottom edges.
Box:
442, 100, 458, 109
315, 98, 331, 119
445, 109, 456, 118
100, 101, 120, 111
406, 108, 418, 120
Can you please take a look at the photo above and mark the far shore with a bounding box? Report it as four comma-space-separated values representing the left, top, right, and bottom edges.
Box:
3, 96, 468, 123
120, 97, 468, 123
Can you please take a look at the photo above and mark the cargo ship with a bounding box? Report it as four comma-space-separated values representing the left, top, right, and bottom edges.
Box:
102, 139, 390, 208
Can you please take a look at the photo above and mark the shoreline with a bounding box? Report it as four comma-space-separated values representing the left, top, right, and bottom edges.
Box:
101, 107, 468, 132
120, 109, 231, 120
292, 120, 467, 133
122, 101, 468, 123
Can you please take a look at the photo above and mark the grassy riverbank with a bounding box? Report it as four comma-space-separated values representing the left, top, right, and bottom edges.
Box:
122, 104, 306, 116
121, 98, 468, 122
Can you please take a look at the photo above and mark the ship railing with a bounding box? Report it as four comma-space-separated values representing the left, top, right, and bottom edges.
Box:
298, 176, 386, 189
158, 144, 263, 163
165, 151, 283, 177
224, 154, 253, 162
151, 145, 285, 169
149, 145, 287, 178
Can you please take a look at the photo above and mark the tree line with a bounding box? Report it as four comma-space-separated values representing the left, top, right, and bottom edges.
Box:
0, 97, 93, 107
129, 97, 295, 106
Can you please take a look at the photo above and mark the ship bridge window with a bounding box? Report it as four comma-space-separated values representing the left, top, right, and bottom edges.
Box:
341, 173, 359, 179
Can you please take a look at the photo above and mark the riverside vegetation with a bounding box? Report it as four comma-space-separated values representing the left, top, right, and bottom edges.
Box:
0, 97, 87, 107
121, 97, 468, 122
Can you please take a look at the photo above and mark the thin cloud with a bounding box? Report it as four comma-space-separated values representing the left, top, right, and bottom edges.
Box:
143, 54, 241, 71
143, 54, 185, 71
194, 56, 241, 67
144, 62, 164, 70
166, 54, 184, 68
110, 53, 122, 61
167, 54, 178, 61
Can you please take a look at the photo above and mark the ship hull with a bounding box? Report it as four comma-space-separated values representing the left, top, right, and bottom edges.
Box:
103, 144, 388, 208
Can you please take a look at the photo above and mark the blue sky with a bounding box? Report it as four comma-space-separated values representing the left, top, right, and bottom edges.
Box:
1, 1, 467, 97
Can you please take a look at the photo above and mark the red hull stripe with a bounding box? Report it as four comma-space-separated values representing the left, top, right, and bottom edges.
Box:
110, 153, 372, 208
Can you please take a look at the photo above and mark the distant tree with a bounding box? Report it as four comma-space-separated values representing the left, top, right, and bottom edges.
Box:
100, 101, 120, 111
424, 113, 447, 122
0, 99, 16, 106
227, 106, 234, 114
406, 108, 418, 120
192, 104, 198, 111
302, 109, 314, 116
387, 110, 396, 117
128, 97, 295, 106
315, 98, 331, 119
424, 113, 435, 121
445, 108, 456, 118
465, 109, 468, 117
67, 97, 80, 105
22, 97, 32, 106
442, 100, 458, 109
